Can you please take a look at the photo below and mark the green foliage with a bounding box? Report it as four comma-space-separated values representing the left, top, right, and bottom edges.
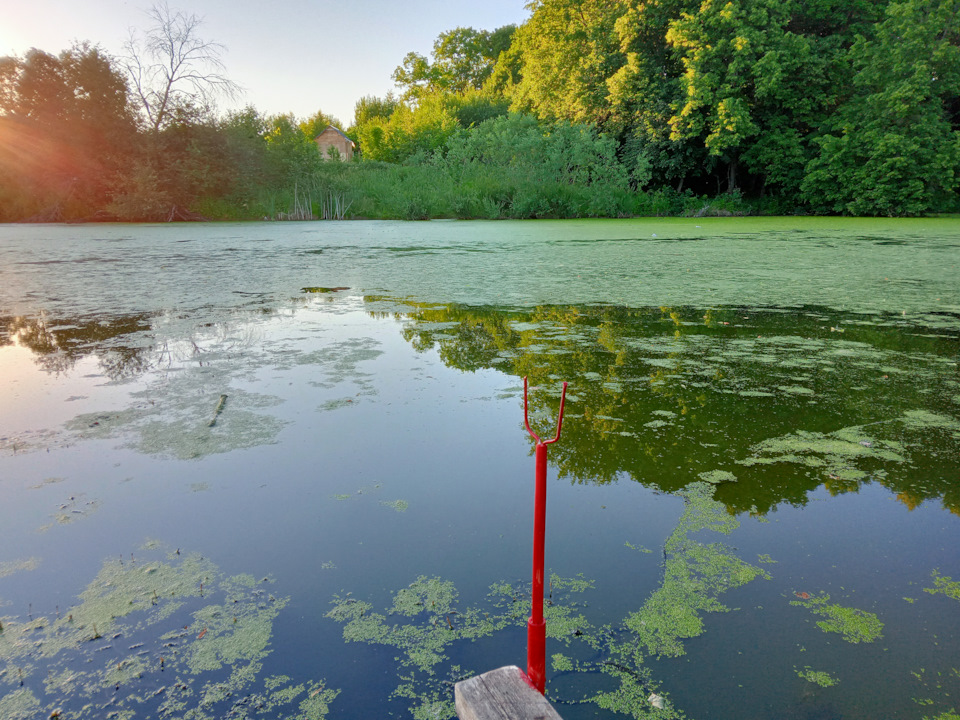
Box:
265, 113, 323, 182
802, 0, 960, 215
6, 0, 959, 219
300, 108, 342, 141
355, 93, 458, 163
106, 162, 174, 220
304, 112, 637, 219
439, 113, 631, 218
353, 93, 400, 128
392, 25, 517, 100
0, 43, 138, 219
507, 0, 625, 123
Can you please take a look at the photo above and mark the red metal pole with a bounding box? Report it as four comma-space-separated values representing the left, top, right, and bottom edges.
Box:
527, 441, 548, 693
523, 377, 567, 695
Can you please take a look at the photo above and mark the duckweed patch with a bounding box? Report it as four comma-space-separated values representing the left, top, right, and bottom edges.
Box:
619, 482, 768, 661
790, 593, 884, 643
380, 499, 410, 512
0, 558, 39, 579
0, 688, 40, 719
924, 571, 960, 601
327, 574, 592, 718
326, 483, 770, 720
0, 546, 336, 719
581, 483, 769, 719
902, 410, 960, 434
738, 424, 905, 485
697, 470, 737, 485
796, 667, 839, 687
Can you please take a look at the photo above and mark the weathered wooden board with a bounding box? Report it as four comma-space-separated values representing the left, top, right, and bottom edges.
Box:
455, 665, 564, 720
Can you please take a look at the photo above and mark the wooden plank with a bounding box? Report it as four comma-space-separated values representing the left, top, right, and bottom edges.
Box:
455, 665, 564, 720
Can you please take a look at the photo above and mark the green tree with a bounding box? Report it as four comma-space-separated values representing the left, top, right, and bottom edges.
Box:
355, 93, 458, 163
300, 108, 342, 141
352, 93, 400, 127
506, 0, 625, 123
392, 26, 517, 100
665, 0, 821, 193
218, 106, 272, 193
108, 102, 228, 220
0, 43, 138, 219
442, 112, 629, 217
264, 113, 323, 181
802, 0, 960, 214
605, 0, 702, 188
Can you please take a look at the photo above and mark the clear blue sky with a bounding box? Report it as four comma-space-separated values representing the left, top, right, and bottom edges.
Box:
1, 0, 530, 126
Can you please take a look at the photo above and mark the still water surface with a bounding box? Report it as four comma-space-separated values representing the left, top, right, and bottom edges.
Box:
0, 219, 958, 720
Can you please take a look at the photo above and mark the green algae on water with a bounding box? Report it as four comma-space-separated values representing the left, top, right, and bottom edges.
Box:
697, 470, 737, 485
0, 558, 39, 579
590, 482, 768, 720
620, 483, 768, 660
380, 499, 409, 512
796, 666, 839, 687
790, 592, 884, 643
0, 688, 40, 720
0, 546, 336, 719
738, 424, 906, 486
66, 384, 286, 460
902, 410, 960, 433
327, 574, 593, 718
924, 571, 960, 601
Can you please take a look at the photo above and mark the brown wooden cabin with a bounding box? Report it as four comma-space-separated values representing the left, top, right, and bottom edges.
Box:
314, 125, 356, 161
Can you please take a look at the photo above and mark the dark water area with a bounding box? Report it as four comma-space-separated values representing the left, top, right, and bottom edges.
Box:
0, 218, 958, 720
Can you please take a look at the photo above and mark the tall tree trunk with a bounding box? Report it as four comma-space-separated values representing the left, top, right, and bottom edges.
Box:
727, 157, 738, 193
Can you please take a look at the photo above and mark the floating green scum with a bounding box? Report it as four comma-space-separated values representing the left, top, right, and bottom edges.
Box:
0, 544, 336, 720
327, 482, 771, 720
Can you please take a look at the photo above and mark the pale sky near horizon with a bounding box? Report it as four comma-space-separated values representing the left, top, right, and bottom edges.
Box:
1, 0, 531, 126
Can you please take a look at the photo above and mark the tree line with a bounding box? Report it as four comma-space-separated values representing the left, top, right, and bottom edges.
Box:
1, 0, 957, 221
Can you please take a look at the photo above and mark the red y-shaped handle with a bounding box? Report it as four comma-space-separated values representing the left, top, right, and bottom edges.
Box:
522, 376, 567, 694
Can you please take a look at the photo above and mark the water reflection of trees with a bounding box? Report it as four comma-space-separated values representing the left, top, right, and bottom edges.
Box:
376, 299, 960, 516
3, 313, 156, 378
3, 310, 264, 380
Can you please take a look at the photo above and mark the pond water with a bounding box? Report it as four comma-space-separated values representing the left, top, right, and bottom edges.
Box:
0, 218, 958, 720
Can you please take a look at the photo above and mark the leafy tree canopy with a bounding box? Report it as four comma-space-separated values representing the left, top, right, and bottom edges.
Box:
392, 25, 517, 100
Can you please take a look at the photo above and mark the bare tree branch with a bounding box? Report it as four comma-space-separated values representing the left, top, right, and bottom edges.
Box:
121, 1, 242, 131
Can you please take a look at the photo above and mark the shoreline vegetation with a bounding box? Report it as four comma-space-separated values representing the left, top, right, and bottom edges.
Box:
1, 0, 958, 223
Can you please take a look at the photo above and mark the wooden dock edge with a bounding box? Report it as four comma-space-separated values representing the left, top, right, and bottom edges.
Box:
455, 665, 564, 720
